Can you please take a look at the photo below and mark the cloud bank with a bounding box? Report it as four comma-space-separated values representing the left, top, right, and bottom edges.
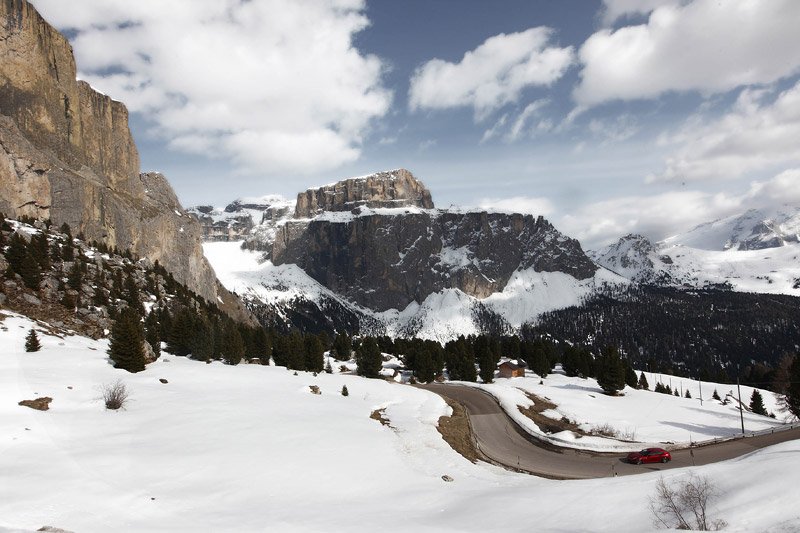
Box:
32, 0, 391, 175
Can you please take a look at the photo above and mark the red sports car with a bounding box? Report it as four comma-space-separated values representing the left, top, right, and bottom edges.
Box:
627, 447, 672, 464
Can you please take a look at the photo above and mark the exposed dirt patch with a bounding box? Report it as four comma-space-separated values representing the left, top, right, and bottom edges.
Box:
436, 398, 484, 464
370, 408, 393, 428
19, 396, 52, 411
517, 390, 587, 436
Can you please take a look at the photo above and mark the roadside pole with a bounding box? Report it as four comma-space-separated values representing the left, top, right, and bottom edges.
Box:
737, 365, 745, 435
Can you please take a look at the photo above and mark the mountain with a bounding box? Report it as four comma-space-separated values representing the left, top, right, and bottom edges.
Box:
0, 0, 254, 324
590, 206, 800, 295
202, 169, 625, 341
187, 195, 293, 243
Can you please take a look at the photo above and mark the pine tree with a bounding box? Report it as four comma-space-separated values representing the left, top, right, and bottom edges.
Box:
712, 389, 721, 401
144, 311, 161, 357
332, 332, 352, 361
785, 355, 800, 419
341, 385, 349, 396
253, 328, 271, 362
67, 260, 83, 291
304, 334, 324, 373
107, 307, 146, 373
685, 389, 692, 399
4, 232, 27, 275
624, 363, 638, 389
221, 322, 245, 365
287, 331, 306, 370
750, 389, 767, 416
166, 307, 195, 356
324, 358, 333, 374
414, 345, 437, 383
638, 371, 650, 390
25, 329, 41, 352
475, 336, 495, 383
19, 251, 42, 289
29, 232, 50, 270
674, 389, 680, 397
596, 346, 625, 395
356, 337, 382, 378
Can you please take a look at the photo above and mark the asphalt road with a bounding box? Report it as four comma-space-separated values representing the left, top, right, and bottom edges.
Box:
417, 383, 800, 479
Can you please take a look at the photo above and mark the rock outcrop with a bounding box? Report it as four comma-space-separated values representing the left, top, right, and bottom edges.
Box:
294, 168, 434, 218
271, 171, 596, 311
0, 0, 254, 324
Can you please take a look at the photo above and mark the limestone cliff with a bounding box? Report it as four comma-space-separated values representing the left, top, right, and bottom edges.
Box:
294, 168, 434, 218
271, 171, 597, 311
0, 0, 254, 324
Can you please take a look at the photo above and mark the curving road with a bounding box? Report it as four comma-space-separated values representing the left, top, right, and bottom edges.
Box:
417, 383, 800, 479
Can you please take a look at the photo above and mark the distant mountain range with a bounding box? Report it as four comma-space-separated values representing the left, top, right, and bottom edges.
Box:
589, 206, 800, 295
190, 170, 799, 342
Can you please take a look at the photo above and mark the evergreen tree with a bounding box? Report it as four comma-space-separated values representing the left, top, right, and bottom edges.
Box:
304, 334, 325, 372
624, 363, 638, 389
287, 331, 306, 370
596, 346, 625, 395
332, 332, 352, 361
685, 389, 692, 399
712, 388, 721, 401
475, 336, 495, 383
67, 260, 83, 291
356, 337, 383, 378
25, 329, 41, 352
144, 311, 161, 357
271, 333, 289, 367
107, 307, 146, 373
341, 385, 349, 396
413, 344, 437, 383
167, 307, 195, 356
192, 315, 215, 361
638, 371, 650, 390
750, 389, 767, 416
253, 328, 271, 363
29, 232, 50, 270
124, 274, 144, 314
674, 389, 680, 397
787, 355, 800, 419
4, 232, 27, 275
221, 322, 245, 365
324, 358, 333, 374
19, 251, 42, 289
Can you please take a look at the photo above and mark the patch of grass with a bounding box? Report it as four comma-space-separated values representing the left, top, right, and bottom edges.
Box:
435, 398, 483, 464
370, 408, 393, 428
517, 390, 586, 435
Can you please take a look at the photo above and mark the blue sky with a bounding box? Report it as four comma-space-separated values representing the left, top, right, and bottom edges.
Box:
32, 0, 800, 247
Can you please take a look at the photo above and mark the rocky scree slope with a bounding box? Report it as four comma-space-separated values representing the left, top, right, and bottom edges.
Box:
0, 0, 254, 325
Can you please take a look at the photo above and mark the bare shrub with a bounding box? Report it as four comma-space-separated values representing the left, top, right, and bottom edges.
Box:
590, 422, 618, 438
102, 380, 130, 410
649, 473, 727, 531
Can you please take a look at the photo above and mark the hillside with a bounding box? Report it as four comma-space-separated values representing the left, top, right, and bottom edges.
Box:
2, 311, 799, 532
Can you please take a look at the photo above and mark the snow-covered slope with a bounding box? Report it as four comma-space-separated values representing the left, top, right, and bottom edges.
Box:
591, 206, 800, 295
204, 241, 627, 341
3, 312, 799, 532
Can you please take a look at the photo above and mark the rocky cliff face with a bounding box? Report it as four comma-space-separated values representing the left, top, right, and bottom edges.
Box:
270, 171, 596, 311
0, 0, 254, 324
294, 168, 434, 218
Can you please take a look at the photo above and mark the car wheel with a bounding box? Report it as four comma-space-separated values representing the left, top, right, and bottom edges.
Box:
637, 458, 642, 465
661, 457, 668, 463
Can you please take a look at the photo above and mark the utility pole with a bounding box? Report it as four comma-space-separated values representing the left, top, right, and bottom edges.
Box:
698, 378, 703, 406
737, 364, 745, 435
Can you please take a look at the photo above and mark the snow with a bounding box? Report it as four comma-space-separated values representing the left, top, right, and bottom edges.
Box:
2, 312, 800, 532
466, 368, 788, 453
204, 241, 629, 342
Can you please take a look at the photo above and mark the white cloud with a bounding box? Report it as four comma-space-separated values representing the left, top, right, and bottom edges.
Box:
558, 171, 800, 249
651, 81, 800, 182
409, 28, 573, 119
478, 196, 555, 217
31, 0, 391, 175
576, 0, 800, 106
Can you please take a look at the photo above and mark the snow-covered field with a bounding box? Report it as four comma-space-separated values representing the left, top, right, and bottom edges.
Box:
2, 312, 800, 532
467, 368, 788, 452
